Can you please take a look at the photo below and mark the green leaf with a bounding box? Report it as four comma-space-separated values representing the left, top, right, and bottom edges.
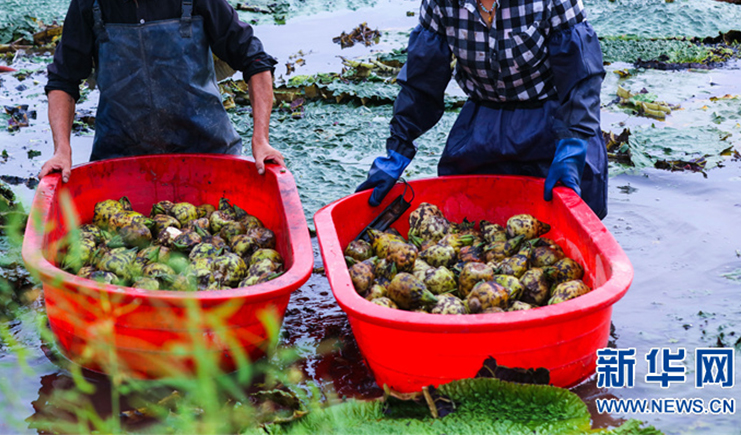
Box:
628, 93, 658, 104
627, 125, 731, 170
264, 378, 662, 435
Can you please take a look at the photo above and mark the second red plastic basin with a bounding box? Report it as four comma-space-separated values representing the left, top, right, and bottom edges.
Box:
314, 175, 633, 392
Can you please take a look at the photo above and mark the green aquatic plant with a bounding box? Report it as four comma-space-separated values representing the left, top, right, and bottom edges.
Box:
375, 48, 407, 67
0, 13, 40, 45
629, 125, 732, 172
601, 37, 714, 65
587, 0, 741, 39
264, 377, 664, 435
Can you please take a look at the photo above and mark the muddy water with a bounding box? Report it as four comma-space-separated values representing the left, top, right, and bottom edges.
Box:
1, 1, 741, 434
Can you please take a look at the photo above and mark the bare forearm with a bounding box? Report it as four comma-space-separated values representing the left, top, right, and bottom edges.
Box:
248, 70, 273, 146
246, 70, 285, 174
39, 90, 75, 182
48, 90, 76, 157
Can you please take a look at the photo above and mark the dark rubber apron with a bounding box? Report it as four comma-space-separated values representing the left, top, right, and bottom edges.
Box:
439, 99, 608, 219
90, 0, 241, 161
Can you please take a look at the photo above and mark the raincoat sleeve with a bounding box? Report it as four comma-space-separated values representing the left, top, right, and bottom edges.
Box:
200, 0, 278, 78
387, 0, 453, 158
45, 0, 95, 102
546, 0, 605, 140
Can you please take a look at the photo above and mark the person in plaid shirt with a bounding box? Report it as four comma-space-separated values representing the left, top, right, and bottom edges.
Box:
356, 0, 608, 219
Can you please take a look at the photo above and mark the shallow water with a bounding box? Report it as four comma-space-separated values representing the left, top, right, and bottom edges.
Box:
574, 163, 741, 431
1, 0, 741, 434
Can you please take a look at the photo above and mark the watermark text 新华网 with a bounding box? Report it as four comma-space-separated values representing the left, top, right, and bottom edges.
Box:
594, 347, 736, 416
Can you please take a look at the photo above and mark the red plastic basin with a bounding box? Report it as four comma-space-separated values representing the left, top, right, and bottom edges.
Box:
314, 175, 633, 392
22, 154, 313, 378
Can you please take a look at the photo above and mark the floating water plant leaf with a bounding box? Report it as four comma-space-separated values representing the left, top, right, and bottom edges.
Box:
603, 419, 664, 435
264, 377, 661, 435
654, 156, 707, 175
628, 93, 658, 104
230, 0, 413, 26
0, 14, 39, 45
710, 113, 725, 126
600, 37, 712, 65
709, 94, 740, 102
381, 384, 456, 419
339, 57, 398, 80
629, 125, 731, 171
603, 33, 738, 70
376, 48, 407, 67
72, 109, 95, 134
603, 128, 633, 166
332, 22, 381, 49
616, 86, 673, 120
325, 81, 399, 103
698, 29, 741, 45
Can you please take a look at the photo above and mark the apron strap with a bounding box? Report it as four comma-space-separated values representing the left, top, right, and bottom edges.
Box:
180, 0, 193, 38
92, 0, 109, 43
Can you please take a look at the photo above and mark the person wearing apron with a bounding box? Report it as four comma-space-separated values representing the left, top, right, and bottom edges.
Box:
356, 0, 608, 219
40, 0, 283, 182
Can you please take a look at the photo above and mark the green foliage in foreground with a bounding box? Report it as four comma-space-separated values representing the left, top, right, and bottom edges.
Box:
263, 378, 663, 435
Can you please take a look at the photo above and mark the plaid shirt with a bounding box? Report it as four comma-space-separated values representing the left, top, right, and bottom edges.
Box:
419, 0, 588, 102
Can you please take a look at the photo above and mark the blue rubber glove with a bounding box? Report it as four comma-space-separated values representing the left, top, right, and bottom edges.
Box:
544, 138, 588, 201
356, 149, 412, 207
